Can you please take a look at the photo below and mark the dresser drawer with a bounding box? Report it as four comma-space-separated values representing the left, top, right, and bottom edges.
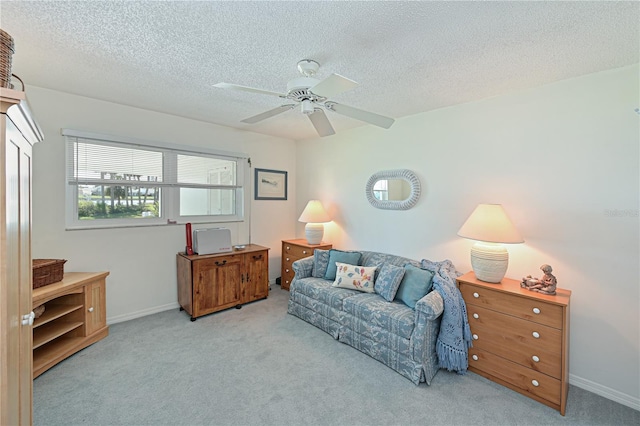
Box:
460, 283, 563, 329
468, 347, 561, 405
283, 243, 314, 259
467, 305, 562, 378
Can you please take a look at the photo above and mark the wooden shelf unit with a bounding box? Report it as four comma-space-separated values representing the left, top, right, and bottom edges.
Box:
32, 272, 109, 378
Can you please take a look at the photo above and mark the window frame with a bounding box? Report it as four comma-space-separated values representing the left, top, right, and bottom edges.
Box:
63, 129, 251, 230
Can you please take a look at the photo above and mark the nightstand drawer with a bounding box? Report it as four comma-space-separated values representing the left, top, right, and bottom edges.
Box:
467, 305, 562, 378
468, 347, 561, 405
283, 244, 313, 259
460, 283, 563, 329
282, 268, 295, 288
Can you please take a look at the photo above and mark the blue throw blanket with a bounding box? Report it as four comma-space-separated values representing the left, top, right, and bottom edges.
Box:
421, 259, 472, 374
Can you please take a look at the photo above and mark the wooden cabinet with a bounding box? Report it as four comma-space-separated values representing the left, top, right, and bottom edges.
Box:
32, 272, 109, 378
281, 239, 332, 290
458, 272, 571, 415
177, 244, 269, 321
1, 88, 43, 425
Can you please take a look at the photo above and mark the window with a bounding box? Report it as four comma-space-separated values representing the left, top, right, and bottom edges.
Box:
373, 179, 389, 201
64, 130, 250, 230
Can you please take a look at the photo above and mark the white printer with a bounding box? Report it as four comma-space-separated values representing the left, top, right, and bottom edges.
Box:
193, 228, 232, 255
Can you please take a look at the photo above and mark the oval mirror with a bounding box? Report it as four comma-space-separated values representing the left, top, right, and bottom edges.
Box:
366, 169, 421, 210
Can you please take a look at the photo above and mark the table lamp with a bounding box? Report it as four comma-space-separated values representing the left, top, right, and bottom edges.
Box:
298, 200, 331, 245
457, 204, 524, 283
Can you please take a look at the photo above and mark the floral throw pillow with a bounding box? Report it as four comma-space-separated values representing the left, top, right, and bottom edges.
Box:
374, 263, 406, 302
332, 262, 377, 293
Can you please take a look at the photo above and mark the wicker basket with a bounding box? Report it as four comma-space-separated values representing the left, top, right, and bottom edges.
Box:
32, 259, 66, 289
0, 29, 15, 89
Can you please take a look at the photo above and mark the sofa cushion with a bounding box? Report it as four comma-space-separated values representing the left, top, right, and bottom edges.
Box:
312, 249, 330, 278
332, 262, 377, 293
375, 263, 406, 302
342, 293, 415, 340
324, 249, 362, 280
361, 251, 419, 269
395, 264, 435, 309
291, 277, 359, 310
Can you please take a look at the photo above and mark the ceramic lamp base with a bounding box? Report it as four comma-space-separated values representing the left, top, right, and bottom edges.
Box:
304, 223, 324, 245
470, 242, 509, 283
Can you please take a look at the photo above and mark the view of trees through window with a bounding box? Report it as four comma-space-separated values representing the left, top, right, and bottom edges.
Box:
77, 177, 160, 220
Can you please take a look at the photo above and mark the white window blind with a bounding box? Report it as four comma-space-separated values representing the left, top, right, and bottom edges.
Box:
63, 129, 250, 230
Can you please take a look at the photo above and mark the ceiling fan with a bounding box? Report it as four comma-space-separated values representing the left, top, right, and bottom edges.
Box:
213, 59, 395, 137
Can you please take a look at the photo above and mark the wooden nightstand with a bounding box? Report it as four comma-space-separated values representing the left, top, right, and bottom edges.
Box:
281, 239, 332, 290
457, 272, 571, 415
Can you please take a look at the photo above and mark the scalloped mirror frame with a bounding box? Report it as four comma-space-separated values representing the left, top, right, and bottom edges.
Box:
366, 169, 421, 210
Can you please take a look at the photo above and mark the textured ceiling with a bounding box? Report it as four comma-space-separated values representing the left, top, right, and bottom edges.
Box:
1, 1, 638, 141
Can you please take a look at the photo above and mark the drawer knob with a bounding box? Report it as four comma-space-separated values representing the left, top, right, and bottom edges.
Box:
532, 355, 540, 363
532, 307, 541, 314
285, 269, 289, 273
285, 280, 289, 284
473, 292, 479, 298
286, 257, 290, 261
286, 246, 290, 250
473, 313, 479, 319
531, 380, 540, 387
472, 334, 479, 340
88, 307, 94, 313
472, 355, 478, 361
532, 331, 540, 339
303, 250, 307, 254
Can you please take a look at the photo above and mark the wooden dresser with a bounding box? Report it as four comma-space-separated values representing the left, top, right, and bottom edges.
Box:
32, 272, 109, 378
457, 272, 571, 415
177, 244, 269, 321
281, 239, 332, 290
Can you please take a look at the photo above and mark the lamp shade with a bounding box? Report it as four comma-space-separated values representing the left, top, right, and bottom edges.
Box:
457, 204, 524, 244
298, 200, 331, 224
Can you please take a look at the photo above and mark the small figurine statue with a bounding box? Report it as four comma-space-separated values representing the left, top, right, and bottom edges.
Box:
521, 264, 557, 295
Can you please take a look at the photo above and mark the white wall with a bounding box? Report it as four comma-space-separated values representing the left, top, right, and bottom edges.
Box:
27, 86, 297, 323
296, 65, 639, 408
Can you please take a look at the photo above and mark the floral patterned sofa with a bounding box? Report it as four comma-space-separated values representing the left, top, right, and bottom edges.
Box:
287, 249, 448, 385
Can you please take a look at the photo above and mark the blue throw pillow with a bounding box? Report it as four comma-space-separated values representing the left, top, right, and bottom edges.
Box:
375, 263, 405, 302
394, 264, 435, 308
324, 249, 362, 280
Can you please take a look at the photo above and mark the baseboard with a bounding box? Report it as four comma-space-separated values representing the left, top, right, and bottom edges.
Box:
107, 302, 179, 325
107, 281, 279, 324
570, 374, 640, 411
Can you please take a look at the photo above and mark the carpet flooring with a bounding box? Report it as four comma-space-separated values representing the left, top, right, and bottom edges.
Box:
33, 285, 639, 426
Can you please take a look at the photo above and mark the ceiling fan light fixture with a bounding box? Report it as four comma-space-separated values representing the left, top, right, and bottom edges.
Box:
301, 99, 314, 115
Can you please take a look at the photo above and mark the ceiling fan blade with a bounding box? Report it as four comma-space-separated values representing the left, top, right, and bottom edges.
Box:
213, 82, 286, 98
308, 109, 336, 137
309, 73, 359, 98
241, 104, 296, 124
324, 102, 395, 129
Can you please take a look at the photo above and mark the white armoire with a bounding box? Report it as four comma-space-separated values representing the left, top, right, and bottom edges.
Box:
1, 87, 43, 425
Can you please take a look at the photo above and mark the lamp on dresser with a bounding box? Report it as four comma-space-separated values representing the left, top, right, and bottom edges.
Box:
457, 203, 523, 283
298, 200, 331, 245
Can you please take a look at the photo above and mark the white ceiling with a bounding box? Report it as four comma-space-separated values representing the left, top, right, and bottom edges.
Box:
1, 1, 638, 141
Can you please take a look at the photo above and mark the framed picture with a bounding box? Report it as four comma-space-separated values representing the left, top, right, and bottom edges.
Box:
254, 168, 288, 200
